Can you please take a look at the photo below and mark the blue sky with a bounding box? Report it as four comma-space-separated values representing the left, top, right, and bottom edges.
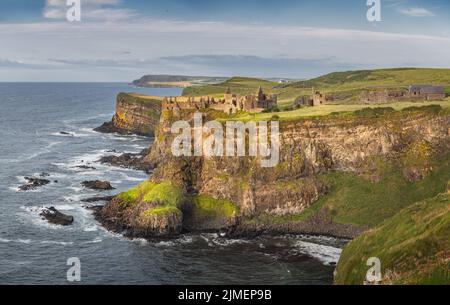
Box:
0, 0, 449, 81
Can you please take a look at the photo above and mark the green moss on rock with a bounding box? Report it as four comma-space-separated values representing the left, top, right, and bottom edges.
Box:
143, 206, 182, 217
192, 195, 239, 218
116, 181, 184, 208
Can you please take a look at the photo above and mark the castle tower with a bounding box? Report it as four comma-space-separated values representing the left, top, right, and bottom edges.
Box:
257, 86, 264, 101
224, 87, 233, 104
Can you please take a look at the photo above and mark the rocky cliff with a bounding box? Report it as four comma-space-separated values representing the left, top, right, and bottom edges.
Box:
95, 93, 162, 136
96, 106, 450, 239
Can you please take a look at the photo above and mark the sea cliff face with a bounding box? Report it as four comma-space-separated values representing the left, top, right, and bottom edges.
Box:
95, 93, 162, 136
96, 104, 450, 240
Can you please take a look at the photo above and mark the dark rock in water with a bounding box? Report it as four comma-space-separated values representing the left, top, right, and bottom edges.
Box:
19, 177, 51, 191
81, 196, 115, 203
94, 121, 125, 134
81, 180, 114, 190
74, 165, 96, 170
99, 148, 152, 173
40, 207, 74, 226
60, 131, 73, 136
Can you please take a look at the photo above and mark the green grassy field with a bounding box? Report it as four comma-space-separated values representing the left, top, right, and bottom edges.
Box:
181, 68, 450, 107
334, 191, 450, 285
254, 152, 450, 227
224, 98, 450, 122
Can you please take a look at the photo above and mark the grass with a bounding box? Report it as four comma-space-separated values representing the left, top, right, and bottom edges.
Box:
286, 68, 450, 91
180, 68, 450, 107
314, 158, 449, 227
221, 99, 450, 122
334, 192, 450, 285
248, 153, 450, 228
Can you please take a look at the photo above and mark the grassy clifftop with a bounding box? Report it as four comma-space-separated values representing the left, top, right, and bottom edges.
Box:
182, 77, 277, 97
286, 68, 450, 90
182, 68, 450, 107
334, 191, 449, 285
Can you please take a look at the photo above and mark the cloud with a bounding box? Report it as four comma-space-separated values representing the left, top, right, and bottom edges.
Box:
0, 20, 449, 80
43, 0, 138, 21
398, 7, 435, 17
0, 59, 50, 69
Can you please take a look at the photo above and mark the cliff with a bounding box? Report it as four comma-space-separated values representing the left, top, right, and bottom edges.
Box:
95, 93, 162, 137
96, 105, 450, 240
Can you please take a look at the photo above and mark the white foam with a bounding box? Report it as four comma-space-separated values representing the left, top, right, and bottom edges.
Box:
82, 238, 103, 244
294, 240, 342, 266
40, 240, 74, 246
83, 225, 99, 232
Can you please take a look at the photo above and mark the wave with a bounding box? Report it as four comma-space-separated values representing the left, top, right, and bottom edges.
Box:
293, 240, 342, 266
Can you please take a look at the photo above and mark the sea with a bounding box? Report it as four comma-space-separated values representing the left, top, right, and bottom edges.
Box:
0, 83, 346, 284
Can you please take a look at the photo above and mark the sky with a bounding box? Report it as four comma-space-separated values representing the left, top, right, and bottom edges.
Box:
0, 0, 449, 81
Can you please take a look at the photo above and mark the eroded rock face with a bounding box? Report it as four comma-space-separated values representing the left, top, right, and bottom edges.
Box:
130, 208, 183, 237
147, 111, 449, 218
99, 109, 450, 239
40, 207, 74, 226
95, 93, 162, 136
81, 180, 114, 190
95, 197, 183, 238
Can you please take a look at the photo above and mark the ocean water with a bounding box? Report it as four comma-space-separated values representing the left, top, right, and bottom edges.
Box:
0, 83, 345, 284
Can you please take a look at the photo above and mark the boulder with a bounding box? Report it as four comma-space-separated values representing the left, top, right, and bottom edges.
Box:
81, 195, 115, 203
40, 207, 74, 226
19, 177, 50, 191
81, 180, 115, 190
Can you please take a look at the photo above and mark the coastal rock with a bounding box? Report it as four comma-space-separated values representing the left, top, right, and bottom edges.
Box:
19, 177, 50, 191
94, 93, 162, 136
40, 207, 74, 226
81, 180, 114, 190
74, 165, 96, 170
81, 195, 115, 203
99, 148, 152, 173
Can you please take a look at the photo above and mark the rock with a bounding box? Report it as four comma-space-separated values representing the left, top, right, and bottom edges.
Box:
94, 93, 161, 137
94, 121, 124, 134
73, 165, 96, 170
99, 148, 152, 173
59, 131, 73, 136
81, 196, 115, 203
82, 180, 114, 190
40, 207, 74, 226
19, 177, 50, 191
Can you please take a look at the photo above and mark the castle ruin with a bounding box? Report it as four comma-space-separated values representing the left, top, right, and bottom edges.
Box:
162, 86, 277, 115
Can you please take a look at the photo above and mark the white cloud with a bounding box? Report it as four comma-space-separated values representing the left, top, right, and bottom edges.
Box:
43, 0, 137, 21
0, 20, 449, 81
398, 7, 435, 17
